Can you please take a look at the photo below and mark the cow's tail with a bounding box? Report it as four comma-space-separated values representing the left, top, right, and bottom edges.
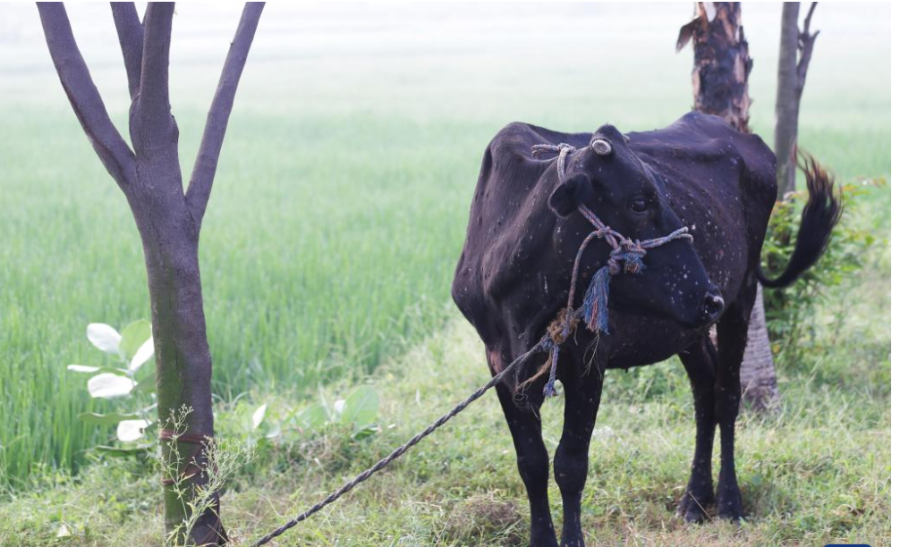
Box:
757, 152, 843, 289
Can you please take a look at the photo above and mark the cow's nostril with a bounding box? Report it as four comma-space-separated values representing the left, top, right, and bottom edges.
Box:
704, 293, 725, 321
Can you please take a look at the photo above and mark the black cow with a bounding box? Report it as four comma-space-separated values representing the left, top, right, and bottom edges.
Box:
451, 112, 840, 547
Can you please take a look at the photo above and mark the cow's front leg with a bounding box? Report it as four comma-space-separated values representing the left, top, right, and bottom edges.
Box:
496, 377, 557, 546
713, 289, 755, 522
554, 356, 604, 547
677, 337, 717, 523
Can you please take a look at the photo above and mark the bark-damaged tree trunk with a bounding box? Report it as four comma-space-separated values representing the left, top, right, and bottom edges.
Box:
37, 3, 265, 544
678, 2, 752, 132
678, 2, 781, 413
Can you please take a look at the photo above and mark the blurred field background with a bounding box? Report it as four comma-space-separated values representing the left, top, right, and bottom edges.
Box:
0, 3, 890, 545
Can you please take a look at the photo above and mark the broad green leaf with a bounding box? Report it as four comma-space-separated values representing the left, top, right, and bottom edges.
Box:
87, 373, 135, 399
87, 323, 121, 355
128, 338, 155, 372
333, 399, 345, 416
67, 365, 101, 374
252, 404, 267, 430
117, 419, 151, 442
294, 404, 328, 430
340, 386, 378, 430
264, 422, 282, 440
119, 320, 152, 361
352, 425, 378, 440
78, 411, 142, 425
133, 373, 156, 393
67, 364, 129, 376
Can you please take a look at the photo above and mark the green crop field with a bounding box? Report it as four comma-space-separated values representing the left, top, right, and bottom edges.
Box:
0, 3, 890, 546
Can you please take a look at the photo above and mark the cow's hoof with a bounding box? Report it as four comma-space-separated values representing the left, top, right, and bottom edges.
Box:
529, 530, 560, 547
715, 489, 744, 522
678, 498, 710, 523
559, 534, 585, 547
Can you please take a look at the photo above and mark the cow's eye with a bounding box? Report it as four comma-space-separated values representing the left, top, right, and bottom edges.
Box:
630, 198, 648, 213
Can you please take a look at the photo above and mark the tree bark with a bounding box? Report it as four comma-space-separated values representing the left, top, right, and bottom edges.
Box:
136, 200, 221, 544
37, 3, 265, 544
774, 3, 801, 198
678, 2, 780, 412
679, 2, 752, 132
774, 2, 819, 198
740, 289, 781, 412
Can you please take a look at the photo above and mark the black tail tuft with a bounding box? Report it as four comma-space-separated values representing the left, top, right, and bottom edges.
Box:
758, 152, 843, 289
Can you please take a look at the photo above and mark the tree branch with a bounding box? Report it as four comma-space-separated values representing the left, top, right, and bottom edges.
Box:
186, 2, 265, 225
36, 2, 135, 187
111, 2, 143, 101
802, 1, 818, 35
133, 2, 176, 149
796, 2, 819, 98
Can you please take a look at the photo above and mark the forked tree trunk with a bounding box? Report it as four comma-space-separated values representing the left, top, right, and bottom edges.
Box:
775, 2, 819, 197
678, 2, 780, 412
774, 3, 801, 197
37, 3, 264, 544
142, 230, 219, 540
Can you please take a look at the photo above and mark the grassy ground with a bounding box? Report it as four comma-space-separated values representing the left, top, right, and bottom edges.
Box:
1, 257, 890, 545
0, 3, 891, 545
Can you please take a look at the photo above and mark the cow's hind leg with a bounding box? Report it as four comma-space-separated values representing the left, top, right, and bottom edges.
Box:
554, 358, 604, 547
677, 337, 717, 523
495, 365, 558, 547
712, 284, 756, 521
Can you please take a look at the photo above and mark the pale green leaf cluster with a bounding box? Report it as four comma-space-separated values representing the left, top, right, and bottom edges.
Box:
66, 320, 157, 444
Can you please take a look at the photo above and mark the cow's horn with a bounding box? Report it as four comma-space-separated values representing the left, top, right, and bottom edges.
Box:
591, 138, 612, 156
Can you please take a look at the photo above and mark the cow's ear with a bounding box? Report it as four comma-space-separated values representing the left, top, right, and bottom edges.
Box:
548, 173, 595, 217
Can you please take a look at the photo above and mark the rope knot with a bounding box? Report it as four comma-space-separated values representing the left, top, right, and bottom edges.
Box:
595, 225, 614, 241
539, 335, 556, 353
608, 242, 646, 276
531, 143, 695, 399
547, 308, 580, 346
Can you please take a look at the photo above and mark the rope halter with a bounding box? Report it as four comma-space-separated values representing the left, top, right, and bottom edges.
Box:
531, 142, 694, 397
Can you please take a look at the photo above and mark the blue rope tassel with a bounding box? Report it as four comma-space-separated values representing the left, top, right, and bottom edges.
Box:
532, 142, 693, 402
582, 266, 612, 334
542, 252, 648, 397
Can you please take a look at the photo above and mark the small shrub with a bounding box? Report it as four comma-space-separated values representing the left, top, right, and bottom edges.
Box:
161, 407, 255, 547
214, 385, 382, 477
761, 177, 884, 362
66, 320, 157, 453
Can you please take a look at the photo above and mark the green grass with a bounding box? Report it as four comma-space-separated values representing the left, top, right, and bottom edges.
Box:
0, 260, 889, 545
0, 4, 890, 541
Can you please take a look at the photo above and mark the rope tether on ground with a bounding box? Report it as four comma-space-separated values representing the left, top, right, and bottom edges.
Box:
248, 141, 693, 546
249, 337, 549, 547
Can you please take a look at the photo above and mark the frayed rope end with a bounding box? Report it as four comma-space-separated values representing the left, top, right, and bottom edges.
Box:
582, 266, 611, 334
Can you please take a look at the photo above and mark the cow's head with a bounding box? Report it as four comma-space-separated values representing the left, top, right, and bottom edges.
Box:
547, 124, 723, 329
